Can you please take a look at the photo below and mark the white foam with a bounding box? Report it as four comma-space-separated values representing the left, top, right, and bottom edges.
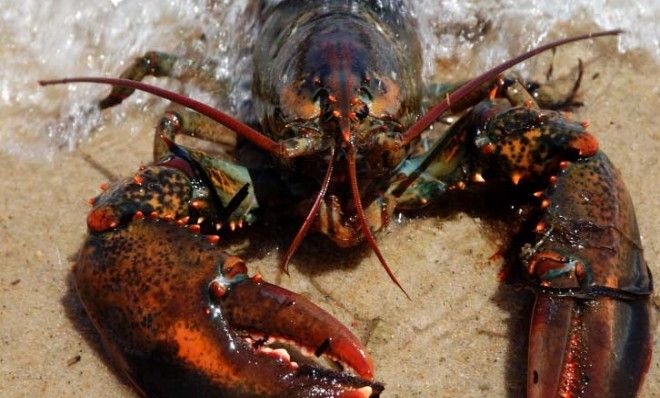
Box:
414, 0, 658, 80
1, 0, 656, 160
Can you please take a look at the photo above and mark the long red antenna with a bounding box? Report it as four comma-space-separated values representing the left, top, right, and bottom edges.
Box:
281, 147, 337, 273
39, 77, 285, 156
400, 29, 622, 145
347, 145, 410, 299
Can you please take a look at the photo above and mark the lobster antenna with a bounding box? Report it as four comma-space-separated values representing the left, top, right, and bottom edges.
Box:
400, 29, 623, 145
339, 114, 409, 297
347, 143, 410, 299
281, 147, 337, 273
39, 77, 286, 156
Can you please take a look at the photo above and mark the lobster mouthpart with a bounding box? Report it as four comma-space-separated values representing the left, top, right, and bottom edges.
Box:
76, 219, 381, 397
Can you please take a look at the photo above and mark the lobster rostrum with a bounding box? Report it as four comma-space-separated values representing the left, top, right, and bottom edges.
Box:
41, 1, 652, 397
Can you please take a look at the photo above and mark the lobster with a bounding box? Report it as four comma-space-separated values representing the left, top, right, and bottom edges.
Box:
40, 0, 652, 396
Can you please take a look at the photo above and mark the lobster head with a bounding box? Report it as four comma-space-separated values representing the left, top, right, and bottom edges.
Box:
256, 5, 422, 176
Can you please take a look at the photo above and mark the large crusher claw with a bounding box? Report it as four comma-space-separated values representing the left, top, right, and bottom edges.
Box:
76, 219, 382, 397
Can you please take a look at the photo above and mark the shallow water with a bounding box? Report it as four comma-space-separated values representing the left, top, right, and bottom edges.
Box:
0, 0, 657, 159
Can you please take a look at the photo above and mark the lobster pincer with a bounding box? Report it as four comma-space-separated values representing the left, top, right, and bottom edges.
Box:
76, 149, 381, 398
524, 150, 652, 397
402, 80, 653, 397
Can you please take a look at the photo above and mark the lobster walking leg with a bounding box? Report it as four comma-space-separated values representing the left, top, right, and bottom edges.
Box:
154, 105, 239, 160
98, 50, 227, 110
96, 50, 239, 160
422, 59, 584, 115
98, 51, 179, 109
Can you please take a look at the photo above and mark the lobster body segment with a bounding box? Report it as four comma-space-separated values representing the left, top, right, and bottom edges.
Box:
253, 0, 422, 144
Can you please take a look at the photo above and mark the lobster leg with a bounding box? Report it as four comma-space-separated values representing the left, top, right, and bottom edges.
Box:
98, 51, 179, 109
98, 50, 228, 110
77, 219, 381, 398
469, 90, 652, 397
421, 60, 585, 119
386, 113, 469, 207
154, 105, 240, 160
87, 144, 259, 232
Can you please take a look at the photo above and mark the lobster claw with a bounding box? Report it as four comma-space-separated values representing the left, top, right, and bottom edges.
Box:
522, 153, 653, 397
528, 293, 652, 397
76, 219, 382, 397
